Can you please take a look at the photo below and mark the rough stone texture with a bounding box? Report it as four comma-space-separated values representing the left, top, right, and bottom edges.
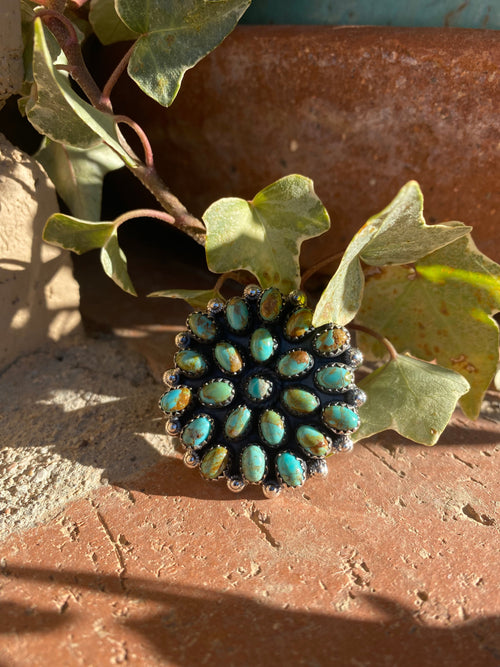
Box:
109, 26, 500, 267
0, 0, 23, 108
0, 134, 82, 371
0, 337, 174, 540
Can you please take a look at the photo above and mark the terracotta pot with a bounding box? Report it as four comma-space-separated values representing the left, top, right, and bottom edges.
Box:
110, 25, 500, 269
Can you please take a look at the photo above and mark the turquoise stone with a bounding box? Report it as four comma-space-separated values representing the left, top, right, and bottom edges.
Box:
277, 350, 313, 378
282, 388, 320, 415
175, 349, 207, 377
246, 376, 273, 401
322, 403, 360, 433
199, 380, 234, 407
226, 297, 249, 331
187, 312, 217, 341
214, 341, 243, 374
160, 387, 191, 414
241, 445, 266, 483
313, 327, 350, 356
315, 364, 354, 392
285, 307, 313, 339
181, 415, 212, 449
225, 405, 252, 439
250, 328, 275, 362
259, 287, 283, 321
296, 425, 330, 457
200, 445, 229, 479
260, 410, 286, 446
276, 451, 305, 487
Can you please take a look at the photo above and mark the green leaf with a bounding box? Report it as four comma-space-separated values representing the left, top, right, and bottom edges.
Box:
355, 355, 470, 445
26, 19, 133, 164
35, 139, 124, 221
148, 288, 222, 309
116, 0, 251, 107
203, 175, 330, 294
89, 0, 140, 45
313, 181, 471, 327
43, 213, 137, 295
356, 233, 500, 419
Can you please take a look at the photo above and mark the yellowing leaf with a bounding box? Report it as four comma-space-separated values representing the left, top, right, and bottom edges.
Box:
203, 175, 330, 294
313, 181, 471, 327
356, 233, 500, 418
148, 288, 222, 309
355, 355, 470, 445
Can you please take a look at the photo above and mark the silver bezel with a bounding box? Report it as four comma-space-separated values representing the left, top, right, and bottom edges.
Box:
279, 386, 321, 417
262, 480, 282, 498
243, 374, 275, 403
258, 409, 288, 448
198, 378, 235, 408
312, 324, 351, 358
163, 368, 180, 386
223, 404, 253, 441
239, 443, 268, 485
180, 413, 215, 450
287, 289, 307, 307
275, 450, 307, 488
224, 296, 251, 333
186, 311, 218, 342
212, 340, 245, 376
321, 401, 360, 435
165, 418, 182, 436
295, 425, 333, 459
243, 284, 262, 300
227, 476, 247, 493
313, 362, 356, 394
174, 349, 209, 378
283, 307, 314, 341
159, 385, 192, 417
345, 347, 364, 368
183, 448, 200, 468
175, 330, 191, 349
199, 445, 231, 482
276, 349, 314, 379
258, 287, 284, 323
307, 458, 329, 478
249, 328, 279, 364
206, 297, 226, 314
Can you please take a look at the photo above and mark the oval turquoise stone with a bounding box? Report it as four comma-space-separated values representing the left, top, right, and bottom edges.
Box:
225, 406, 251, 439
313, 327, 350, 356
199, 380, 234, 407
296, 425, 330, 457
259, 287, 282, 321
260, 410, 286, 447
200, 445, 229, 479
241, 445, 266, 483
187, 312, 217, 341
214, 342, 243, 374
322, 403, 360, 433
276, 451, 305, 488
315, 365, 354, 392
226, 297, 249, 331
160, 387, 191, 414
282, 388, 320, 415
181, 415, 212, 449
277, 350, 313, 378
175, 349, 208, 377
250, 328, 275, 362
246, 376, 273, 402
285, 307, 313, 339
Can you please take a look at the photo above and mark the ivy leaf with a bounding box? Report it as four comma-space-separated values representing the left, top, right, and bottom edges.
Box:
116, 0, 251, 107
26, 19, 133, 164
203, 175, 330, 294
148, 288, 222, 309
35, 139, 124, 221
89, 0, 140, 45
355, 355, 470, 445
43, 213, 137, 295
313, 181, 471, 327
356, 233, 500, 419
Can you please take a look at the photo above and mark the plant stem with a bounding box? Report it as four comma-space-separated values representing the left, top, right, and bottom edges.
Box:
114, 115, 154, 170
113, 208, 176, 227
300, 250, 345, 289
101, 44, 134, 109
350, 323, 398, 361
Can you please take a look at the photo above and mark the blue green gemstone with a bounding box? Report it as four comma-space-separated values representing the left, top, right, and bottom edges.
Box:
246, 376, 273, 402
241, 445, 266, 483
277, 350, 313, 378
226, 297, 249, 331
322, 403, 360, 433
160, 387, 191, 414
214, 341, 243, 374
250, 328, 275, 362
282, 388, 320, 415
313, 327, 350, 356
199, 380, 234, 407
276, 451, 306, 487
260, 410, 286, 447
315, 365, 354, 392
225, 405, 252, 440
181, 415, 213, 449
175, 349, 208, 377
259, 287, 283, 321
296, 425, 330, 457
200, 445, 229, 479
187, 312, 217, 341
285, 307, 313, 339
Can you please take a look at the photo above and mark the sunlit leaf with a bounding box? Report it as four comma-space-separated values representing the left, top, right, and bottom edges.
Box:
89, 0, 139, 45
35, 139, 124, 221
355, 355, 470, 445
148, 288, 222, 309
356, 233, 500, 418
203, 175, 330, 294
313, 181, 471, 326
116, 0, 251, 106
100, 229, 137, 295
